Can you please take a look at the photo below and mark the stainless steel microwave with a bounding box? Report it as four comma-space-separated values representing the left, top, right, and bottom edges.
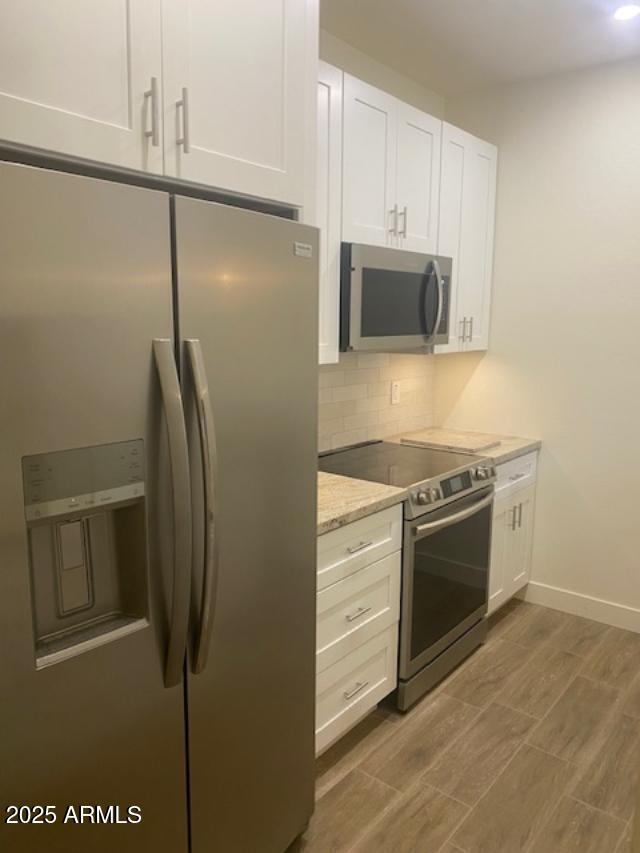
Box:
340, 243, 451, 352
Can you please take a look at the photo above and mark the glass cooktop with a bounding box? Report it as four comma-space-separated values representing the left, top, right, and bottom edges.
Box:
318, 441, 483, 488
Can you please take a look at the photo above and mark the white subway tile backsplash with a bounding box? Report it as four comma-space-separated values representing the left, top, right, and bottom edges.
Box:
318, 370, 345, 389
331, 384, 368, 402
318, 353, 435, 451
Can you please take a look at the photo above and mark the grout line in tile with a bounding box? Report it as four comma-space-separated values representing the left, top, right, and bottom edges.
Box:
356, 766, 403, 794
567, 793, 630, 824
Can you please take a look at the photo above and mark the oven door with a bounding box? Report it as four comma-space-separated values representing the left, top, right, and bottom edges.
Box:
342, 243, 451, 351
399, 487, 493, 680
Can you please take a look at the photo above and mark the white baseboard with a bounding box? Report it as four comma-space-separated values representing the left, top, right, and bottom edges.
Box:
520, 582, 640, 633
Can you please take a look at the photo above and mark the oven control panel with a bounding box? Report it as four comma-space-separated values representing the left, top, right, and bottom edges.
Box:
409, 464, 496, 518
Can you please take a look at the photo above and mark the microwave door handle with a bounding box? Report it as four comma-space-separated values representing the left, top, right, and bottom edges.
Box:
413, 491, 494, 538
185, 339, 220, 675
424, 259, 444, 344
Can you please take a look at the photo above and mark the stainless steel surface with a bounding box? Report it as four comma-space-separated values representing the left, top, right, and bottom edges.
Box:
346, 540, 374, 554
343, 680, 369, 700
341, 243, 452, 352
145, 76, 160, 147
396, 617, 488, 711
184, 339, 219, 675
425, 257, 444, 345
0, 163, 188, 852
175, 197, 318, 853
153, 339, 192, 688
413, 490, 495, 537
403, 457, 495, 520
177, 87, 191, 153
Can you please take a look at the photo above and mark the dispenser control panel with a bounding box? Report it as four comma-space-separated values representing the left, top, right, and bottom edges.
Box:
22, 440, 145, 522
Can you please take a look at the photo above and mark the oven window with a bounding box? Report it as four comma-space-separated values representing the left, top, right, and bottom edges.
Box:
360, 267, 438, 337
410, 501, 491, 661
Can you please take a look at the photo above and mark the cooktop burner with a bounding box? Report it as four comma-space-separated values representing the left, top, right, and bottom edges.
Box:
318, 441, 482, 488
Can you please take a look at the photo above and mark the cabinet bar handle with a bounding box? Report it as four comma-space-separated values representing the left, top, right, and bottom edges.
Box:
511, 506, 518, 531
517, 502, 523, 528
343, 680, 369, 701
144, 76, 160, 147
346, 540, 373, 555
468, 316, 474, 342
177, 87, 191, 153
345, 605, 372, 623
400, 205, 408, 237
460, 317, 467, 342
509, 472, 527, 482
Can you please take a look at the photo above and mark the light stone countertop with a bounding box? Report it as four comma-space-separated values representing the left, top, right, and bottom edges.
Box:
317, 471, 406, 536
390, 427, 541, 466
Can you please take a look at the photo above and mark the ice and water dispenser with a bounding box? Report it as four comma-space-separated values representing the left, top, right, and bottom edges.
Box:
22, 440, 149, 667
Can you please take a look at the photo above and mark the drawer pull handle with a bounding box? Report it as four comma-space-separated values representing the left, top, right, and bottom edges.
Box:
343, 680, 369, 701
509, 473, 527, 481
347, 540, 373, 555
345, 605, 372, 623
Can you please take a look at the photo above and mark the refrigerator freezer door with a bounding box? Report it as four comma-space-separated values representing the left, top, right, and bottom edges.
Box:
0, 164, 188, 852
175, 197, 319, 853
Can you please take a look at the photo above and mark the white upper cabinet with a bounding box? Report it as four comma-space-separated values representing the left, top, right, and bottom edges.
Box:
395, 103, 441, 254
161, 0, 316, 206
342, 75, 397, 247
0, 0, 163, 172
436, 123, 497, 353
342, 76, 442, 253
316, 62, 343, 365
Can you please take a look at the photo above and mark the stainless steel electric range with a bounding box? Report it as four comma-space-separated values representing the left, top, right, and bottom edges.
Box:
319, 440, 497, 710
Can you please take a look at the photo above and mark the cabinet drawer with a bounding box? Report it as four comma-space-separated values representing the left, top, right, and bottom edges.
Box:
317, 504, 402, 591
317, 552, 401, 674
495, 451, 538, 496
315, 625, 398, 755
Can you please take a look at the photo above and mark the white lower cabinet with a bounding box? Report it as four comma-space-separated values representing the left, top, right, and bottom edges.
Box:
316, 505, 402, 755
488, 453, 538, 614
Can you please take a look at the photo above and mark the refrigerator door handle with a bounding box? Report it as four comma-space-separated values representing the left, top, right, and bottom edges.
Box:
185, 339, 219, 675
153, 339, 192, 688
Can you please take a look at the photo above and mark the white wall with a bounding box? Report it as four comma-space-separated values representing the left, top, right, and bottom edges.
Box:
319, 30, 445, 117
435, 57, 640, 628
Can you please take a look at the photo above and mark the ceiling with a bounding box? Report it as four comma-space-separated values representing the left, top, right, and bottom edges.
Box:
320, 0, 640, 95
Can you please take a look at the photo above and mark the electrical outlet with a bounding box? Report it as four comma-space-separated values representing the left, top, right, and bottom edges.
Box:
391, 381, 400, 406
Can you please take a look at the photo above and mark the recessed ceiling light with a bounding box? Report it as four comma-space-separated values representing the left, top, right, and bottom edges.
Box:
614, 4, 640, 20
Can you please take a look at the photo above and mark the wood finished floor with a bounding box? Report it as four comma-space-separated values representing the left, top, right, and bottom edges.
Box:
291, 601, 640, 853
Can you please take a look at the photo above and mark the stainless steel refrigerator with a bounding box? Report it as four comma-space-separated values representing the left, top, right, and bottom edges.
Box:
0, 162, 318, 852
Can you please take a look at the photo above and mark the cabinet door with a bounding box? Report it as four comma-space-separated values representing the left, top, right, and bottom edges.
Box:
459, 132, 497, 351
162, 0, 315, 205
488, 495, 510, 615
436, 124, 497, 354
396, 103, 441, 254
316, 62, 342, 365
0, 0, 163, 172
342, 75, 397, 246
506, 484, 536, 595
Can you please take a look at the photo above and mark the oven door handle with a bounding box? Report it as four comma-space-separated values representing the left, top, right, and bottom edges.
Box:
413, 491, 494, 537
424, 258, 444, 344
